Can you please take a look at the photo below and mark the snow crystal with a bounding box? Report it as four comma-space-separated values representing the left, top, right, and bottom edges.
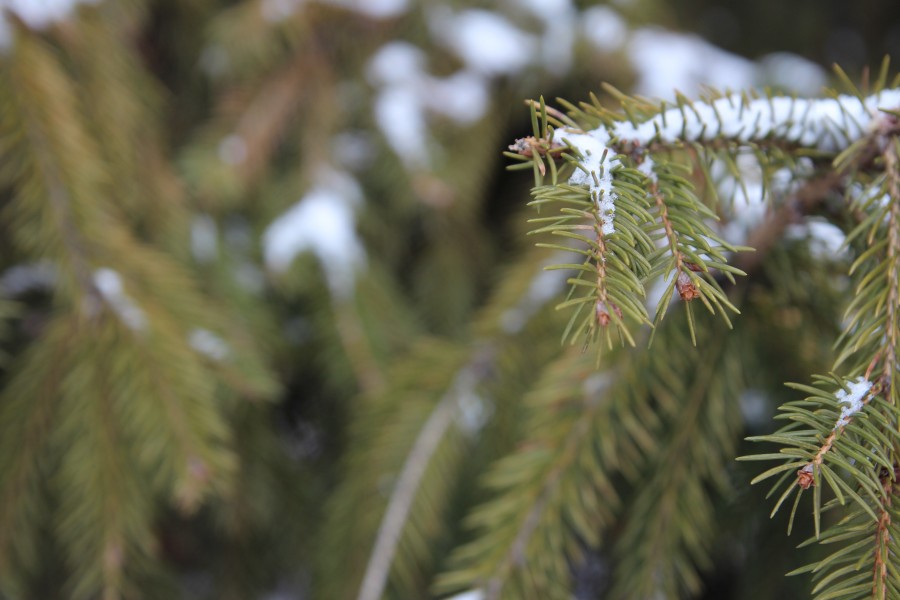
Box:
552, 128, 620, 235
191, 214, 218, 264
217, 134, 248, 166
262, 169, 365, 298
433, 9, 535, 76
93, 268, 147, 331
834, 377, 873, 429
582, 6, 628, 52
188, 328, 229, 361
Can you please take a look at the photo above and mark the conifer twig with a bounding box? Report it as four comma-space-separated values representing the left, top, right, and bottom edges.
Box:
880, 138, 900, 387
356, 348, 493, 600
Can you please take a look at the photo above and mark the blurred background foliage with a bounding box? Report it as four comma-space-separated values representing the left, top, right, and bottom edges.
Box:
0, 0, 899, 599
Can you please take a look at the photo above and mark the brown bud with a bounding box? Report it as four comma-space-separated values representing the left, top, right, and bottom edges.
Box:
797, 465, 815, 490
676, 272, 700, 301
596, 301, 623, 326
508, 136, 539, 157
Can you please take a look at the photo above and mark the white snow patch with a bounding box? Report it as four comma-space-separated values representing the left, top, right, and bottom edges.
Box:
330, 131, 376, 171
218, 134, 248, 166
834, 377, 873, 429
849, 180, 892, 208
367, 42, 489, 169
191, 214, 219, 264
366, 41, 426, 86
189, 328, 230, 361
556, 88, 900, 232
518, 0, 576, 71
457, 390, 491, 435
373, 86, 429, 169
609, 88, 900, 154
758, 52, 827, 96
739, 389, 771, 428
644, 274, 672, 313
424, 70, 489, 124
0, 262, 56, 296
0, 0, 98, 49
516, 0, 571, 22
235, 261, 265, 293
582, 6, 628, 52
93, 268, 147, 331
262, 169, 365, 297
446, 589, 484, 600
500, 258, 571, 333
260, 0, 303, 22
628, 28, 757, 99
434, 9, 535, 76
786, 219, 847, 260
583, 372, 612, 398
552, 128, 619, 235
320, 0, 407, 19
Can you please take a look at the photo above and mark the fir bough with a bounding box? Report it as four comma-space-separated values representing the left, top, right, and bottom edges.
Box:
483, 63, 900, 599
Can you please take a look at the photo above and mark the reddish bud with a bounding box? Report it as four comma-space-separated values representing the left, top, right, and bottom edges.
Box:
676, 272, 700, 301
797, 465, 815, 490
596, 301, 623, 326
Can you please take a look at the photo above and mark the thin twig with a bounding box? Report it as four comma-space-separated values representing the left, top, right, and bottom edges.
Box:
356, 349, 492, 600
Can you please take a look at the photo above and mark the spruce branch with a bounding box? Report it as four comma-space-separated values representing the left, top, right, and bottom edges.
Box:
519, 86, 900, 349
356, 347, 493, 600
611, 326, 743, 599
880, 134, 900, 391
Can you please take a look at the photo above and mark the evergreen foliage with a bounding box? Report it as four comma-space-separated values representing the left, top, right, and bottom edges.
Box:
1, 1, 900, 600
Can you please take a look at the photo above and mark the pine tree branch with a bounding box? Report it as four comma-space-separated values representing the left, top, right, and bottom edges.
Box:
482, 374, 599, 600
356, 347, 494, 600
8, 62, 96, 300
333, 300, 386, 394
873, 473, 893, 600
880, 138, 900, 387
0, 322, 71, 584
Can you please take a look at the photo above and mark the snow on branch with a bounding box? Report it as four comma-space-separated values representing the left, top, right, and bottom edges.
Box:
93, 268, 147, 332
833, 376, 873, 429
553, 89, 900, 235
262, 169, 366, 298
